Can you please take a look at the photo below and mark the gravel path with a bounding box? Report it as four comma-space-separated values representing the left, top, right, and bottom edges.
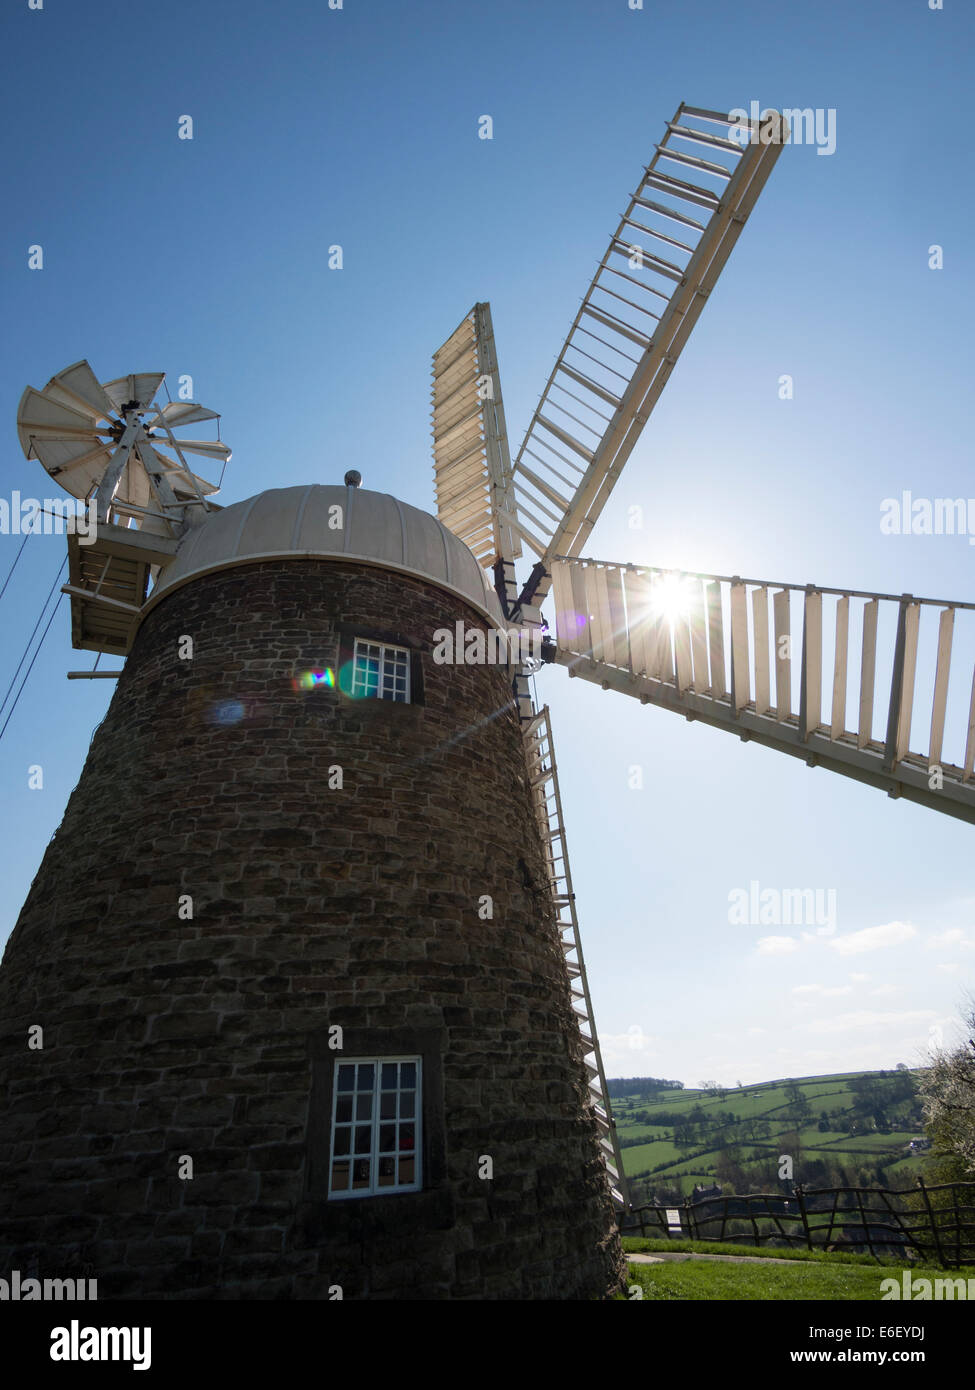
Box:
629, 1251, 801, 1266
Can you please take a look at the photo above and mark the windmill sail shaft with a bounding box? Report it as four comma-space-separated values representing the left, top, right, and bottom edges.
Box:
550, 556, 975, 825
512, 106, 788, 605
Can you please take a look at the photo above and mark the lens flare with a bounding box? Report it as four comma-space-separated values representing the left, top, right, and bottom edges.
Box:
209, 699, 245, 726
292, 669, 335, 692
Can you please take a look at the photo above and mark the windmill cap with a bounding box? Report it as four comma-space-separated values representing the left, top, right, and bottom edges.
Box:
137, 484, 505, 627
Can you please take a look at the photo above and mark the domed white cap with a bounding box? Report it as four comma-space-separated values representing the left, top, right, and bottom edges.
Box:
138, 484, 505, 626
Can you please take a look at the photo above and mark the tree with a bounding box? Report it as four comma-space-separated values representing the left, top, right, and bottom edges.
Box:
917, 999, 975, 1178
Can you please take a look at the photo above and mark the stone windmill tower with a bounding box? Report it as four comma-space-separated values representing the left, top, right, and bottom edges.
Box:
11, 102, 966, 1303
1, 372, 629, 1295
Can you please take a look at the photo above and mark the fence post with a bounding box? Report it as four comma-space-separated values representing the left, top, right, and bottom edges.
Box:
855, 1186, 875, 1259
917, 1177, 947, 1267
795, 1184, 813, 1251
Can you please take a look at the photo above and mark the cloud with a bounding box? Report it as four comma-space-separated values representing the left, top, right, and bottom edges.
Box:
807, 1009, 934, 1035
827, 921, 917, 957
849, 972, 870, 983
756, 935, 801, 955
791, 983, 853, 997
927, 929, 973, 951
598, 1028, 661, 1073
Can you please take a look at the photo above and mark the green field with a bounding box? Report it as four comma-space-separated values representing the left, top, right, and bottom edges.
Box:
613, 1068, 928, 1198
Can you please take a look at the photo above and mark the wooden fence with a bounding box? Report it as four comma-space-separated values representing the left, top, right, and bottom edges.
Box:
620, 1179, 975, 1267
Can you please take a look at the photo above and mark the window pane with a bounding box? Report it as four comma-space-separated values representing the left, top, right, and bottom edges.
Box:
333, 1128, 351, 1156
399, 1124, 415, 1151
337, 1065, 355, 1091
356, 1093, 372, 1121
354, 1125, 372, 1153
352, 1159, 371, 1189
378, 1157, 395, 1187
399, 1157, 415, 1185
400, 1062, 416, 1088
331, 1160, 350, 1191
380, 1092, 396, 1119
335, 1096, 353, 1123
357, 1064, 374, 1089
399, 1092, 415, 1119
379, 1124, 396, 1152
381, 1063, 398, 1089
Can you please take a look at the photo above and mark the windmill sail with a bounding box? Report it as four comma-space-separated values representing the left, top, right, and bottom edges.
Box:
431, 303, 521, 572
507, 105, 788, 604
17, 360, 229, 658
550, 556, 975, 824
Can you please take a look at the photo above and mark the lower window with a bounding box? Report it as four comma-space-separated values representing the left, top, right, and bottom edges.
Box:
328, 1057, 422, 1198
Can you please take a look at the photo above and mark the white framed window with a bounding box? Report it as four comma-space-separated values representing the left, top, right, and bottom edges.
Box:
328, 1057, 422, 1198
351, 638, 411, 703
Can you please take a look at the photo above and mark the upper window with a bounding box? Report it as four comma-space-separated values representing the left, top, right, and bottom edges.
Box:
351, 638, 411, 703
328, 1057, 421, 1199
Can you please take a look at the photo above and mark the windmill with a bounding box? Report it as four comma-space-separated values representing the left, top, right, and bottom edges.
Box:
3, 101, 971, 1299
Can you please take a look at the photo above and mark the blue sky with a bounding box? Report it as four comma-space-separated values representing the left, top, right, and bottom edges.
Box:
1, 0, 972, 1086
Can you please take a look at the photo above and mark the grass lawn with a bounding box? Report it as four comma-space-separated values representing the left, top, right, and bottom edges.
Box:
620, 1237, 974, 1301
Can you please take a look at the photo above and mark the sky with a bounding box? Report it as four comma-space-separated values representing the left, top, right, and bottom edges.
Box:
1, 0, 973, 1089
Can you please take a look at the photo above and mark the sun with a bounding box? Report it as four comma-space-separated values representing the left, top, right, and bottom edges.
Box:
651, 571, 692, 626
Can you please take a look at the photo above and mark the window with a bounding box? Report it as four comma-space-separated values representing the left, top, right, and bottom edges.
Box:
328, 1057, 421, 1198
351, 638, 411, 703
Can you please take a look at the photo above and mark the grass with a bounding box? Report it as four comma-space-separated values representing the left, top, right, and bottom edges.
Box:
625, 1258, 896, 1300
620, 1237, 975, 1301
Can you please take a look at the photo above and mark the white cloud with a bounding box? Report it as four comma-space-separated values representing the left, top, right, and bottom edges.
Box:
927, 929, 973, 951
849, 972, 870, 983
807, 1009, 934, 1035
791, 983, 852, 997
827, 921, 917, 957
756, 935, 801, 955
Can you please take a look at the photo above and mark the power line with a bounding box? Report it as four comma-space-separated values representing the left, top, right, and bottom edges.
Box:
0, 557, 67, 731
0, 577, 67, 745
0, 531, 32, 604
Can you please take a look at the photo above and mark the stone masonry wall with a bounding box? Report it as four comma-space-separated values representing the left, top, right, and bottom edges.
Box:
0, 558, 625, 1299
